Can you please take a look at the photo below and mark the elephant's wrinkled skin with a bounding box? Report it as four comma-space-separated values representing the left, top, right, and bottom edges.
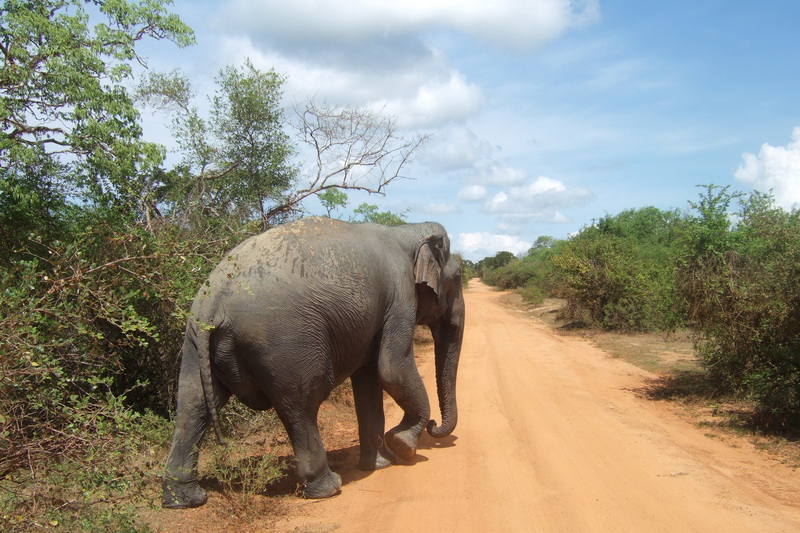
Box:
162, 217, 464, 508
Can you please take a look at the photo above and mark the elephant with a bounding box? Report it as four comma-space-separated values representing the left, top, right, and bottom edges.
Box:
162, 216, 465, 508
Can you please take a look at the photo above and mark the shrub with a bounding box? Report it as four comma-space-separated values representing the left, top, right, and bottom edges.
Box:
678, 187, 800, 430
0, 214, 238, 531
519, 278, 547, 306
551, 224, 682, 332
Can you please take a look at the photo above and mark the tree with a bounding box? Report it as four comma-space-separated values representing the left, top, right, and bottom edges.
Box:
677, 188, 800, 427
138, 67, 427, 231
352, 202, 408, 226
550, 207, 686, 331
318, 187, 348, 217
0, 2, 198, 527
285, 100, 427, 222
0, 0, 194, 212
137, 61, 296, 231
479, 250, 516, 273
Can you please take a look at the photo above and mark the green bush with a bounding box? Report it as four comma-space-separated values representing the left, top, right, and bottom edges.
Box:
0, 214, 238, 530
678, 187, 800, 429
0, 219, 220, 469
0, 410, 170, 533
482, 238, 561, 305
475, 187, 800, 431
519, 278, 547, 306
550, 209, 684, 332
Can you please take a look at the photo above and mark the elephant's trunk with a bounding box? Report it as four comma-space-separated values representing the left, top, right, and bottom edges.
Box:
427, 292, 465, 438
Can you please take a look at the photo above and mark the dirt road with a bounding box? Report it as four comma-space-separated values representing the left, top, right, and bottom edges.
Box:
271, 280, 800, 533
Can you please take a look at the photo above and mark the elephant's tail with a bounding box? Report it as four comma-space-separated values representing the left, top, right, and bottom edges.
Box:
195, 322, 225, 445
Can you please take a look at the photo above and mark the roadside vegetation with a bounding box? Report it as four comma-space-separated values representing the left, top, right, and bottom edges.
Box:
479, 185, 800, 439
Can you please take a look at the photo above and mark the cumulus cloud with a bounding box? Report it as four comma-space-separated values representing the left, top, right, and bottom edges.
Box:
219, 0, 599, 51
219, 41, 482, 129
380, 71, 485, 128
479, 164, 529, 186
457, 232, 532, 260
487, 176, 592, 213
735, 127, 800, 210
214, 1, 597, 127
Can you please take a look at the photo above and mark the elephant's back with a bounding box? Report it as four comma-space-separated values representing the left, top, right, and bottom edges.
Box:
197, 217, 403, 327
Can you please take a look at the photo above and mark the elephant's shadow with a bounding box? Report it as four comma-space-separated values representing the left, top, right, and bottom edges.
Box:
418, 431, 457, 451
198, 433, 458, 498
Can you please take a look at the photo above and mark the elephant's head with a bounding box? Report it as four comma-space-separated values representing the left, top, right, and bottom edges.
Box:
411, 227, 465, 438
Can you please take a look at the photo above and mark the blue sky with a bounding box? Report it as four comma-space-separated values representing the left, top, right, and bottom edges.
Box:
139, 0, 800, 261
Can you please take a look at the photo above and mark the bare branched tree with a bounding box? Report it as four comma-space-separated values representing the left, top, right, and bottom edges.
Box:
264, 100, 429, 221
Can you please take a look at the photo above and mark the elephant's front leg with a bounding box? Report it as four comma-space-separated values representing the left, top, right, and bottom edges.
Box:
351, 362, 396, 470
378, 331, 431, 461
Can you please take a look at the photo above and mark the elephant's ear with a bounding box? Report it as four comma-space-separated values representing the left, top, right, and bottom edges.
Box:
414, 235, 446, 300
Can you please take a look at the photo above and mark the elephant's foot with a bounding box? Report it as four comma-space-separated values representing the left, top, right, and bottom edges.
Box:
302, 470, 342, 499
384, 428, 418, 461
162, 478, 208, 509
358, 445, 397, 471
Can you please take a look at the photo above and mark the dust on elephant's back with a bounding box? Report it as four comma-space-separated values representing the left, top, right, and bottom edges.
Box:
221, 220, 371, 286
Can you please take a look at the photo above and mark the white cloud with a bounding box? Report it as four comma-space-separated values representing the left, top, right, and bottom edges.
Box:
487, 176, 592, 213
457, 232, 532, 259
219, 37, 482, 128
419, 126, 495, 172
523, 175, 566, 194
735, 127, 800, 210
213, 1, 597, 128
488, 191, 509, 211
380, 70, 485, 128
458, 185, 488, 202
220, 0, 599, 51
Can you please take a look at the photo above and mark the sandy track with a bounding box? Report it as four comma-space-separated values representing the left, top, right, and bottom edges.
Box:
271, 280, 800, 533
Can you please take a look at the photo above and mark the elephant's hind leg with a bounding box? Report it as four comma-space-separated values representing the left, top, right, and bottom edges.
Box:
162, 353, 231, 508
275, 404, 342, 498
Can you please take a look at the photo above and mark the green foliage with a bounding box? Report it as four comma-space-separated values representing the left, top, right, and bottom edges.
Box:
478, 250, 516, 275
351, 202, 408, 226
481, 210, 685, 330
453, 254, 475, 286
318, 187, 349, 216
0, 218, 220, 466
0, 4, 198, 528
0, 215, 229, 530
1, 0, 194, 207
678, 187, 800, 429
136, 60, 297, 232
194, 400, 287, 516
0, 409, 170, 533
478, 187, 800, 430
549, 207, 685, 331
205, 439, 286, 497
481, 242, 561, 305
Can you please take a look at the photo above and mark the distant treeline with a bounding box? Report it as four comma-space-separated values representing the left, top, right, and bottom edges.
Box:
475, 185, 800, 430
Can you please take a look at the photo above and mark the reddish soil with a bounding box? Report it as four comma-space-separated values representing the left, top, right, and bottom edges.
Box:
146, 280, 800, 532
